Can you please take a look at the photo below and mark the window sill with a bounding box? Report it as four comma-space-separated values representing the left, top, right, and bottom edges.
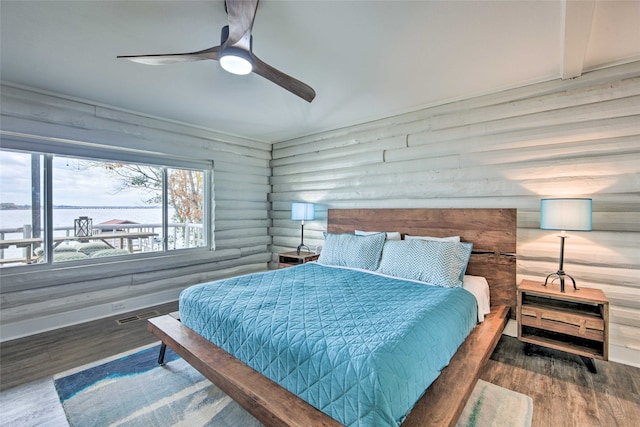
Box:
0, 248, 240, 293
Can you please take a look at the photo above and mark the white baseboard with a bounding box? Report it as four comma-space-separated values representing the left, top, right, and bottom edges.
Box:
0, 289, 181, 342
609, 344, 640, 368
503, 319, 517, 337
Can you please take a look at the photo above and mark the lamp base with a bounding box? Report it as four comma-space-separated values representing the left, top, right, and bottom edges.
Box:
544, 271, 578, 293
296, 244, 311, 255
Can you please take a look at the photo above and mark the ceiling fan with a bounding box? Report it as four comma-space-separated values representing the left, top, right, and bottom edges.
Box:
117, 0, 315, 102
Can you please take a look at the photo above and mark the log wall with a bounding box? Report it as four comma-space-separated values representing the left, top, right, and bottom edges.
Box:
0, 84, 271, 340
270, 61, 640, 367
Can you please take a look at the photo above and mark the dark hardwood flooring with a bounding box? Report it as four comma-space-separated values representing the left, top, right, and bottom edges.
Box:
1, 304, 639, 426
481, 337, 640, 427
0, 301, 178, 391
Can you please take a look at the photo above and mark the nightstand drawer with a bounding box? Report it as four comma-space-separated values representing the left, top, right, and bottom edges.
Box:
521, 304, 605, 330
520, 306, 604, 341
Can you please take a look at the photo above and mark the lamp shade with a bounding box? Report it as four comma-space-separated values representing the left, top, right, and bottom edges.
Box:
291, 202, 315, 221
540, 198, 592, 231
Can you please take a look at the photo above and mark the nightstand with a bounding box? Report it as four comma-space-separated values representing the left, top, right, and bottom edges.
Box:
517, 279, 608, 373
278, 251, 319, 268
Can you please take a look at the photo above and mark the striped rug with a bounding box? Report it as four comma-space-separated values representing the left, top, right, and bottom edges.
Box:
54, 345, 532, 427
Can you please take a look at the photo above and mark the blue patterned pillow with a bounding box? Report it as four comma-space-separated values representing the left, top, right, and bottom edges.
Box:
317, 232, 386, 271
377, 240, 473, 288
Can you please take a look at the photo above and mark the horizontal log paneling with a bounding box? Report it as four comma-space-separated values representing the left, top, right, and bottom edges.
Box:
1, 88, 271, 160
215, 171, 270, 185
0, 85, 271, 340
214, 160, 271, 177
270, 173, 638, 203
458, 138, 639, 168
430, 77, 640, 130
271, 135, 406, 167
240, 245, 269, 257
216, 236, 271, 250
272, 151, 384, 176
420, 96, 640, 144
274, 195, 640, 214
409, 115, 640, 152
1, 253, 270, 318
273, 119, 426, 158
270, 61, 640, 367
216, 219, 271, 231
610, 306, 640, 329
94, 107, 272, 154
273, 153, 639, 195
215, 190, 269, 203
270, 155, 461, 186
520, 211, 640, 232
275, 62, 640, 152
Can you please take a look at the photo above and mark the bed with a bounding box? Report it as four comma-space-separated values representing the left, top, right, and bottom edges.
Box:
149, 208, 516, 426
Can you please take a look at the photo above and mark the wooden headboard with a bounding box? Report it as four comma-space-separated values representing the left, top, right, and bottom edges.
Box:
327, 208, 517, 317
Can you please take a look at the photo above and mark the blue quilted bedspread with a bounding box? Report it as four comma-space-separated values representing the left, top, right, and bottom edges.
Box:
179, 263, 477, 426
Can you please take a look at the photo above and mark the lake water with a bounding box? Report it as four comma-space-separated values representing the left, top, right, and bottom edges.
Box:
0, 207, 171, 261
0, 207, 167, 233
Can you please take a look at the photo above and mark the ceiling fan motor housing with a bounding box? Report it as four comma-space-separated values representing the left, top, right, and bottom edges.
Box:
219, 25, 253, 75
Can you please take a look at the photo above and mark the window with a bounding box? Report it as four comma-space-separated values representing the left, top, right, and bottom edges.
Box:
0, 151, 44, 266
0, 140, 212, 269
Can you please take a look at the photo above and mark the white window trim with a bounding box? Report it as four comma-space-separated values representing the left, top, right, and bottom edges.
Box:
0, 132, 215, 291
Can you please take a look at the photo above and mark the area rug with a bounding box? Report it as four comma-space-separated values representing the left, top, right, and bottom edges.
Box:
54, 345, 532, 427
457, 378, 533, 427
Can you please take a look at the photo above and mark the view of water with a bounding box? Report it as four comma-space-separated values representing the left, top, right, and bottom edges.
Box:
0, 207, 168, 233
0, 207, 175, 262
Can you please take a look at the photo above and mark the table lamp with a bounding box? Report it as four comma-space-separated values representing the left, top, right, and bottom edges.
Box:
540, 198, 592, 292
291, 202, 315, 255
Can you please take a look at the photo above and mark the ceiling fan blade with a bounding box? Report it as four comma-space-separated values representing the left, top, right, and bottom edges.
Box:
117, 46, 220, 65
225, 0, 259, 48
252, 54, 316, 102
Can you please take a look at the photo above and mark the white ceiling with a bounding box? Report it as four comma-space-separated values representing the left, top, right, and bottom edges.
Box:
1, 1, 639, 143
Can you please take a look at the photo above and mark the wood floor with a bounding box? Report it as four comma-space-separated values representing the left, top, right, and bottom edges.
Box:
0, 301, 178, 391
482, 337, 640, 427
1, 303, 639, 426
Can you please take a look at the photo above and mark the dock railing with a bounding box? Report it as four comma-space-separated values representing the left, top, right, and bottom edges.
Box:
0, 222, 204, 266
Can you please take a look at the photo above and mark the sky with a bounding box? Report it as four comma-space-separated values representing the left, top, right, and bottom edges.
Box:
0, 151, 151, 206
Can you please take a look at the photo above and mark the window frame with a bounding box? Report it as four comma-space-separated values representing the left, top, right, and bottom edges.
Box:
0, 133, 214, 290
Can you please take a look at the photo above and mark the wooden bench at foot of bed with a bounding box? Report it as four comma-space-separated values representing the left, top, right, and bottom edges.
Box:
148, 304, 509, 427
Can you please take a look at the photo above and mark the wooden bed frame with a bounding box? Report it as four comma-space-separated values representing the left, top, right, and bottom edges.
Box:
148, 208, 516, 427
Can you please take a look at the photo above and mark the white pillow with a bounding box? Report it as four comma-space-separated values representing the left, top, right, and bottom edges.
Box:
355, 230, 402, 240
405, 235, 460, 242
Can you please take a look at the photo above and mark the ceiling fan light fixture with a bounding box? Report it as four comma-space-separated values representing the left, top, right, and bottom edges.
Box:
220, 47, 253, 75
